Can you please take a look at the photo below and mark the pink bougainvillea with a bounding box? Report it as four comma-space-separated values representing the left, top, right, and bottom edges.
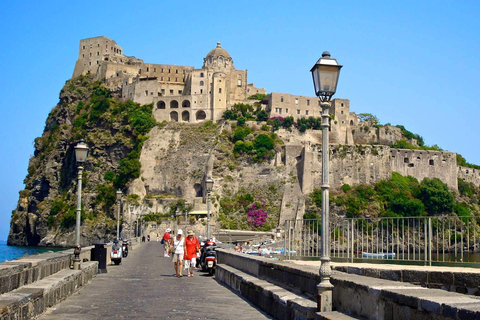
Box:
247, 200, 268, 227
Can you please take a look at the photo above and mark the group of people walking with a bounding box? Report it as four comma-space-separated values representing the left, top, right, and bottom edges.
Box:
162, 228, 200, 277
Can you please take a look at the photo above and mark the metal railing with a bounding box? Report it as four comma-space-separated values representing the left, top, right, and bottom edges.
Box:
284, 216, 480, 266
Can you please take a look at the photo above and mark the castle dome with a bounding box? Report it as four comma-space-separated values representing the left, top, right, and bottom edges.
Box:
206, 42, 231, 59
203, 42, 234, 70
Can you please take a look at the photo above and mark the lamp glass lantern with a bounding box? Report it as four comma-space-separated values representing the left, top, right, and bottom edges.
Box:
310, 51, 342, 100
205, 177, 214, 192
74, 140, 89, 163
116, 189, 122, 200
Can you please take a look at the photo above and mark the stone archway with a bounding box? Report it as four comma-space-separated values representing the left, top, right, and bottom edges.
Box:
182, 100, 190, 108
182, 111, 190, 122
196, 110, 206, 121
170, 100, 179, 108
194, 183, 202, 197
170, 111, 178, 122
157, 101, 166, 109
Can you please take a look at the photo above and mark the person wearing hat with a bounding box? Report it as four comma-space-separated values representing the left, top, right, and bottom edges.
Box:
171, 229, 185, 277
162, 228, 172, 257
184, 230, 200, 277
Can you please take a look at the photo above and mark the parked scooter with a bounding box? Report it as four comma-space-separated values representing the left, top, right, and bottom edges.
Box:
199, 240, 217, 276
122, 240, 129, 258
111, 240, 123, 265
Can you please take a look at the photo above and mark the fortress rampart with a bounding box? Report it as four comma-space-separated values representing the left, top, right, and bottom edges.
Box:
458, 166, 480, 186
291, 145, 464, 191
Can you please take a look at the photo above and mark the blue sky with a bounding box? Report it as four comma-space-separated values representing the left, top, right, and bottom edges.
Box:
0, 1, 479, 241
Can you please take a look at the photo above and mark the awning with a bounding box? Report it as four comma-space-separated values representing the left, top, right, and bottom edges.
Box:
188, 211, 208, 215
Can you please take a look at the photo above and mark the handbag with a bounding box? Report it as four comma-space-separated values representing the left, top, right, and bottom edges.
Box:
169, 245, 177, 254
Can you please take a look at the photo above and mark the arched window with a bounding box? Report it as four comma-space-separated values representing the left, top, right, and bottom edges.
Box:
182, 100, 190, 108
200, 72, 204, 78
170, 100, 179, 108
196, 110, 207, 120
182, 111, 190, 122
237, 74, 242, 87
200, 81, 204, 86
157, 101, 166, 109
170, 111, 178, 122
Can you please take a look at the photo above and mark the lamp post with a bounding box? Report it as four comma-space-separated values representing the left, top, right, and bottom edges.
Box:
184, 200, 189, 222
73, 140, 88, 270
116, 189, 122, 240
205, 176, 214, 240
310, 51, 342, 312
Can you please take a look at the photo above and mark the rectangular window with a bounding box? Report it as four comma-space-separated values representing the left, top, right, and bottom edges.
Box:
297, 109, 300, 114
295, 98, 299, 105
178, 90, 182, 94
306, 110, 309, 115
219, 88, 222, 93
281, 97, 284, 103
82, 45, 85, 49
147, 67, 149, 72
307, 100, 310, 106
200, 89, 203, 94
286, 108, 288, 113
97, 52, 99, 56
176, 69, 178, 74
145, 90, 148, 96
168, 69, 171, 73
161, 89, 165, 94
154, 68, 156, 72
170, 90, 174, 95
168, 77, 171, 81
279, 108, 282, 114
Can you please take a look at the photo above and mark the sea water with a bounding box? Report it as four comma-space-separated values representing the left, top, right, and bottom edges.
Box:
0, 240, 65, 263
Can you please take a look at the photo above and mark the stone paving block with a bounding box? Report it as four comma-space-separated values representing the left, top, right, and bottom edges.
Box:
403, 270, 427, 284
428, 271, 454, 286
380, 269, 402, 281
454, 272, 480, 288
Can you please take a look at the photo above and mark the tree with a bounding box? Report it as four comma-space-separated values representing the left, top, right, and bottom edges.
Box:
256, 110, 269, 121
358, 113, 379, 125
419, 178, 454, 214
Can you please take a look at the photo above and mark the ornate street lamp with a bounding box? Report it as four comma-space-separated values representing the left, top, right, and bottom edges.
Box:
205, 176, 214, 240
311, 51, 342, 312
116, 189, 122, 240
73, 140, 88, 270
74, 140, 89, 247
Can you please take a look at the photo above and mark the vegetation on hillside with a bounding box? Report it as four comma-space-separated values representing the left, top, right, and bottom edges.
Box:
305, 173, 480, 221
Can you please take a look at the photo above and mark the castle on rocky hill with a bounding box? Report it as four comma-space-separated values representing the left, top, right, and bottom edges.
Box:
72, 36, 480, 190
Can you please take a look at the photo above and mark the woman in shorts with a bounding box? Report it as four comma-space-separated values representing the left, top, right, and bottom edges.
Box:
184, 230, 200, 277
171, 229, 185, 277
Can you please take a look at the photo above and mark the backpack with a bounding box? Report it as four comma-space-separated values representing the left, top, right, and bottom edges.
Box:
161, 238, 164, 244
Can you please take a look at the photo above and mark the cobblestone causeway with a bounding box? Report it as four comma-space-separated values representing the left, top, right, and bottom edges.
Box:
39, 241, 272, 320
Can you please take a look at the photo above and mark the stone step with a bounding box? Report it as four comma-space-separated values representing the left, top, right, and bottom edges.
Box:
216, 263, 317, 320
316, 311, 365, 320
0, 261, 97, 319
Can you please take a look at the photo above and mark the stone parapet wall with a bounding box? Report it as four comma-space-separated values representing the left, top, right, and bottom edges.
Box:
0, 261, 97, 319
216, 249, 480, 320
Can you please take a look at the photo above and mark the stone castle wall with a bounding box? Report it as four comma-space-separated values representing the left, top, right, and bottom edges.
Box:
458, 166, 480, 186
297, 145, 460, 191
